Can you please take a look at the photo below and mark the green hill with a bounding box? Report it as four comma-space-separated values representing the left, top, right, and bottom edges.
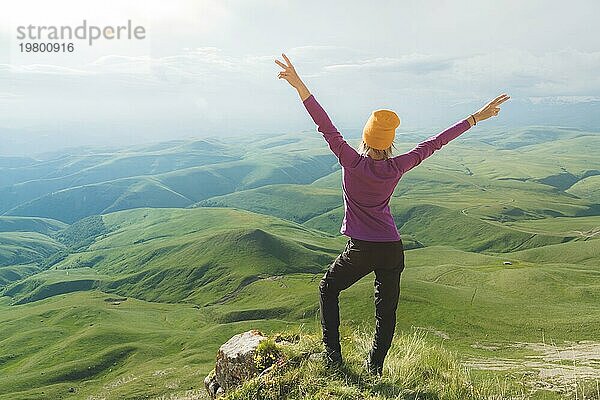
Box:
567, 175, 600, 203
3, 155, 337, 224
504, 215, 600, 238
0, 232, 64, 267
5, 177, 193, 224
0, 290, 293, 400
195, 184, 343, 223
304, 203, 574, 253
0, 139, 237, 209
464, 126, 587, 150
0, 230, 65, 289
4, 128, 598, 227
1, 240, 598, 398
0, 264, 41, 287
1, 207, 344, 306
2, 268, 104, 305
509, 238, 600, 266
0, 216, 67, 235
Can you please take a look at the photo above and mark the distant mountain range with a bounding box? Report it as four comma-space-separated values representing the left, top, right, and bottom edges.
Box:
2, 97, 599, 157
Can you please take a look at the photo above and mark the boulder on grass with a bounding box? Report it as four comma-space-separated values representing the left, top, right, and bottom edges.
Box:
204, 329, 268, 398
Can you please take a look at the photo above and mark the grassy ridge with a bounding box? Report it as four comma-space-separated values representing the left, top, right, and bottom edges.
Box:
2, 268, 105, 305
0, 216, 67, 235
303, 203, 574, 253
195, 184, 343, 223
504, 215, 600, 237
509, 239, 600, 266
4, 129, 597, 226
1, 207, 344, 306
0, 139, 237, 212
1, 137, 338, 223
0, 264, 41, 287
4, 157, 337, 224
0, 232, 64, 267
567, 175, 600, 203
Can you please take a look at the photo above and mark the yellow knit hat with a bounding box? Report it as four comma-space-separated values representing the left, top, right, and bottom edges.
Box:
362, 109, 401, 150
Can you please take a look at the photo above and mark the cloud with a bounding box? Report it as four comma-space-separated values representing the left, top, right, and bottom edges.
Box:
280, 47, 600, 100
450, 49, 600, 96
0, 92, 22, 100
3, 47, 600, 99
322, 54, 456, 75
1, 45, 599, 140
2, 63, 90, 75
528, 96, 600, 105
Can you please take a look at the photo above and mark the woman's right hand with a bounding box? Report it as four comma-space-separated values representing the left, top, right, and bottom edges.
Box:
275, 53, 311, 101
473, 93, 510, 124
275, 53, 302, 87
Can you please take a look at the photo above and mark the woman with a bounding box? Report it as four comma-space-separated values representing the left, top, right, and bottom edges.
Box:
275, 53, 509, 376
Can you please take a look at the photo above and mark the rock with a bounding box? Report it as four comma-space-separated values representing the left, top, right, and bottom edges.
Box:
216, 329, 267, 391
204, 369, 221, 398
204, 329, 268, 398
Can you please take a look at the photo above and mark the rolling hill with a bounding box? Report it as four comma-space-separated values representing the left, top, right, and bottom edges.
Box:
0, 216, 67, 235
1, 207, 344, 306
2, 150, 338, 224
0, 126, 598, 399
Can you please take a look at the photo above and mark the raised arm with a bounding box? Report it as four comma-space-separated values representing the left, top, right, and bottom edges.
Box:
393, 93, 510, 174
392, 119, 471, 174
275, 53, 360, 168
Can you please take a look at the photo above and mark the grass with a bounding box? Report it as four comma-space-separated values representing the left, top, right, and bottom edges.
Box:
0, 139, 238, 215
4, 128, 597, 226
0, 264, 40, 287
568, 175, 600, 203
1, 207, 345, 306
504, 215, 600, 237
0, 290, 296, 400
0, 216, 597, 397
0, 231, 64, 267
223, 326, 527, 400
0, 216, 67, 235
194, 184, 343, 223
304, 203, 575, 253
1, 238, 597, 398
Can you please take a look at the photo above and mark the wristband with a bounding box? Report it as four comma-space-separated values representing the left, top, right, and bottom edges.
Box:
470, 114, 477, 126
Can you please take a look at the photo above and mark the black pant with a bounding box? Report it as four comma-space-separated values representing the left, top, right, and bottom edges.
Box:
319, 237, 405, 366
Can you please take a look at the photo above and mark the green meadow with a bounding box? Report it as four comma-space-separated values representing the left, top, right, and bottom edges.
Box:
0, 126, 598, 399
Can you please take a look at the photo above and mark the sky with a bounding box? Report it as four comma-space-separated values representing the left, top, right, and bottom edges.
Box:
1, 0, 599, 155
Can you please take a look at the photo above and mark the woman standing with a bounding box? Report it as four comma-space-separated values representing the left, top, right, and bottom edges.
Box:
275, 53, 509, 376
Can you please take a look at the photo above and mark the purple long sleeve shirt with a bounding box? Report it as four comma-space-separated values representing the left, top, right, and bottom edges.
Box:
303, 94, 471, 242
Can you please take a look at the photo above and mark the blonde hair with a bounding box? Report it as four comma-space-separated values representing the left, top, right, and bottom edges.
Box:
358, 140, 395, 160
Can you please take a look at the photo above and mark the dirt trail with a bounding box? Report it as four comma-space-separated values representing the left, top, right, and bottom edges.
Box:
466, 341, 600, 393
572, 227, 600, 238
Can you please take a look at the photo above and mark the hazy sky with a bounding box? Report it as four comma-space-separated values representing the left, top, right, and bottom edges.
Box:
1, 0, 599, 154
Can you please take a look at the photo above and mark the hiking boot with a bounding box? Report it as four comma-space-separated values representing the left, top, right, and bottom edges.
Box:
316, 347, 343, 369
364, 355, 383, 376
